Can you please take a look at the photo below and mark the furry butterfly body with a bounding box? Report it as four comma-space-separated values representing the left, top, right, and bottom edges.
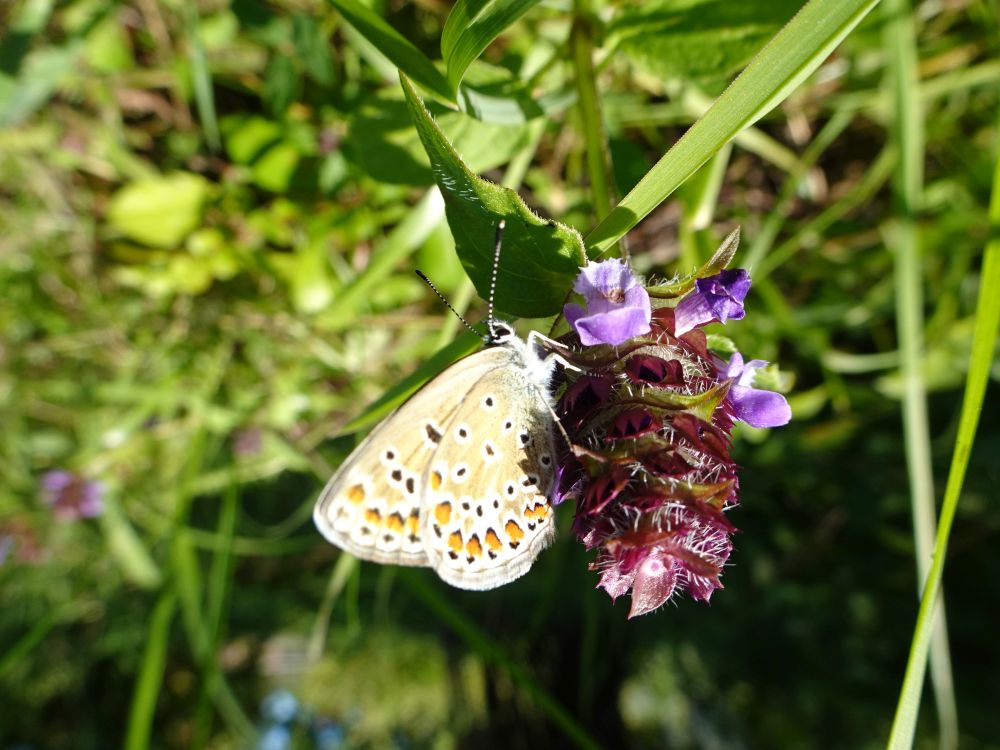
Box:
313, 329, 559, 590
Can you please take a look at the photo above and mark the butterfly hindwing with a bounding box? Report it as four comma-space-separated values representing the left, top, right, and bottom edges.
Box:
419, 347, 557, 590
313, 351, 505, 567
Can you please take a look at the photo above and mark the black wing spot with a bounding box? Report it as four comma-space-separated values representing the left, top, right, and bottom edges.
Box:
433, 524, 442, 537
461, 501, 470, 510
383, 534, 393, 542
488, 551, 498, 560
424, 424, 443, 443
405, 477, 416, 494
476, 506, 483, 517
510, 541, 520, 549
408, 534, 420, 543
448, 551, 459, 560
390, 469, 403, 482
527, 522, 536, 531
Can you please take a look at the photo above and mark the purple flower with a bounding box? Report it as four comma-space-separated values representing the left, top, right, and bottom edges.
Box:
564, 259, 651, 346
673, 268, 751, 336
722, 352, 791, 428
41, 470, 105, 521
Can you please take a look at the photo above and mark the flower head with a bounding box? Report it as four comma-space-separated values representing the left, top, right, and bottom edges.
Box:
722, 352, 792, 428
41, 470, 105, 521
564, 259, 651, 346
673, 268, 751, 336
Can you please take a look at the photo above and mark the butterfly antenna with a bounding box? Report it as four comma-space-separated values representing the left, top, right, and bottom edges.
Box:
486, 220, 506, 339
415, 270, 480, 337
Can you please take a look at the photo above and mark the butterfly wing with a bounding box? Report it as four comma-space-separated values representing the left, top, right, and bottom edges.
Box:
419, 348, 558, 590
313, 349, 508, 567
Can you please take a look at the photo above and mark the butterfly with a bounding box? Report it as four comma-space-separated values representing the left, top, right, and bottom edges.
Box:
313, 223, 566, 590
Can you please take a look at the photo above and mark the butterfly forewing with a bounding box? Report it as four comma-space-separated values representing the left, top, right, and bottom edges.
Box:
313, 352, 504, 567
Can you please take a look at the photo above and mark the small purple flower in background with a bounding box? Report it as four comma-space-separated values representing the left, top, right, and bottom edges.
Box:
41, 470, 105, 521
673, 268, 751, 336
564, 259, 651, 346
722, 352, 792, 428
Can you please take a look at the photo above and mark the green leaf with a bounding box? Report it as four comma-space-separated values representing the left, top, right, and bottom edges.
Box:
343, 90, 535, 185
610, 0, 803, 86
263, 53, 301, 115
441, 0, 544, 93
329, 0, 453, 103
107, 173, 210, 248
293, 14, 335, 86
586, 0, 880, 256
401, 73, 586, 318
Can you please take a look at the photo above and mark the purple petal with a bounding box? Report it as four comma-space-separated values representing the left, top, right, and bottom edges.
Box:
729, 385, 792, 428
563, 302, 586, 328
674, 268, 751, 336
572, 305, 651, 346
723, 352, 791, 428
696, 268, 751, 322
628, 553, 678, 618
573, 259, 638, 301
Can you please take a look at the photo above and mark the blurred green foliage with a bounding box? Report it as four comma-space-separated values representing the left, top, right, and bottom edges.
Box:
1, 0, 999, 749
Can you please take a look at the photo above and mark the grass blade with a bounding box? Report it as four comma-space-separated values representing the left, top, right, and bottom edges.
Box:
585, 0, 881, 255
124, 587, 177, 750
441, 0, 544, 93
329, 0, 453, 102
886, 112, 1000, 749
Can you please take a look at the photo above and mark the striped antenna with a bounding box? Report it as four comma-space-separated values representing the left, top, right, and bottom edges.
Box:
415, 271, 480, 338
486, 220, 506, 339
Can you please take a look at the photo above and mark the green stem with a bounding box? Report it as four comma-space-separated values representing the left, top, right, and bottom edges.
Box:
571, 0, 617, 231
124, 587, 177, 750
886, 108, 1000, 749
883, 0, 957, 745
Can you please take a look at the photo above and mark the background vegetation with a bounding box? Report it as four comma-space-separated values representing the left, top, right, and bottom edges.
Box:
1, 0, 998, 748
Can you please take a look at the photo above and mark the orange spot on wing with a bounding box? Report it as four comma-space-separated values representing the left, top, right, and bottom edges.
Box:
505, 520, 524, 543
430, 470, 443, 490
385, 512, 405, 533
434, 501, 452, 526
347, 485, 365, 504
485, 529, 503, 551
406, 509, 420, 535
525, 501, 549, 520
363, 508, 382, 525
448, 531, 463, 552
466, 534, 482, 558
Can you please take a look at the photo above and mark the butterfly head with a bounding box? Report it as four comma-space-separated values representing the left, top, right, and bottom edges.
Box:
485, 320, 515, 346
